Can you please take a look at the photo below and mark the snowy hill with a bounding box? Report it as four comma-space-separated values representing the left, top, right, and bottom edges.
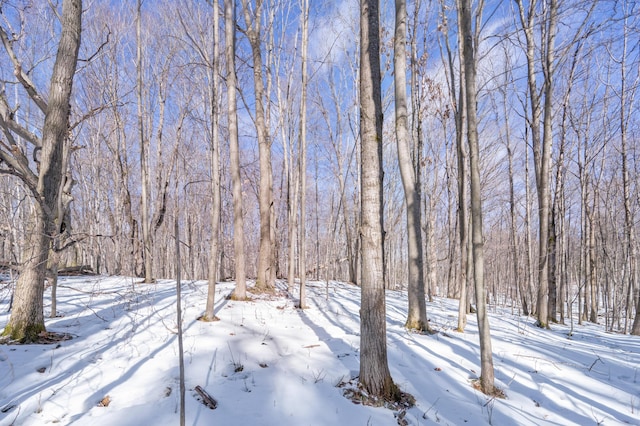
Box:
0, 276, 638, 425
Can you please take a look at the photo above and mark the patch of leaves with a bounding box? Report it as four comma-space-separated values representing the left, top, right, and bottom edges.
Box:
196, 314, 220, 322
226, 293, 253, 302
34, 332, 73, 344
338, 377, 415, 413
1, 331, 73, 345
98, 395, 111, 407
471, 379, 506, 399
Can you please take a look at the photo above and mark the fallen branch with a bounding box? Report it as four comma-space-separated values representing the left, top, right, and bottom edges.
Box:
194, 385, 218, 410
588, 355, 603, 372
58, 265, 95, 276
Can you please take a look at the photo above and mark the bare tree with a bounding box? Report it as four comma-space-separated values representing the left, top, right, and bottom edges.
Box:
394, 0, 430, 332
514, 0, 558, 328
438, 0, 471, 331
227, 0, 247, 299
499, 56, 529, 315
459, 0, 495, 394
617, 4, 640, 334
0, 0, 82, 342
136, 0, 153, 283
204, 0, 221, 320
240, 0, 275, 291
359, 0, 398, 399
297, 0, 309, 308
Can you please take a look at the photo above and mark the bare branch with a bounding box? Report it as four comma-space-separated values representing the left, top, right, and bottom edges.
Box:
69, 104, 111, 131
0, 90, 42, 147
0, 138, 38, 188
0, 26, 48, 113
78, 28, 111, 63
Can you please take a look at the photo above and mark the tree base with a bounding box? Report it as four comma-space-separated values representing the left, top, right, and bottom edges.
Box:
339, 377, 415, 410
1, 326, 71, 345
197, 315, 220, 322
226, 293, 252, 302
535, 319, 550, 329
472, 378, 506, 398
1, 322, 46, 343
251, 284, 275, 295
404, 319, 435, 335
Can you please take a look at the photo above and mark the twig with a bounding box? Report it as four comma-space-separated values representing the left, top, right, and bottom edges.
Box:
588, 354, 603, 372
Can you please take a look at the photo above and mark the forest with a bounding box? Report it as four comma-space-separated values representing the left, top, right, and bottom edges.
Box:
0, 0, 639, 418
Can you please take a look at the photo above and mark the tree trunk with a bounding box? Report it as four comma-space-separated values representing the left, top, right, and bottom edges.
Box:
615, 10, 639, 335
506, 131, 527, 315
460, 0, 495, 394
298, 0, 309, 309
515, 0, 557, 327
588, 206, 598, 323
548, 210, 557, 322
394, 0, 429, 332
537, 0, 557, 327
48, 248, 61, 319
5, 207, 48, 341
137, 0, 153, 283
286, 150, 299, 292
241, 0, 274, 291
439, 0, 469, 331
204, 0, 221, 321
524, 139, 535, 316
359, 0, 397, 400
2, 0, 82, 342
226, 0, 247, 300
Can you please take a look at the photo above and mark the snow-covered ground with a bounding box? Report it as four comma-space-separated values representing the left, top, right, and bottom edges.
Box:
0, 276, 638, 425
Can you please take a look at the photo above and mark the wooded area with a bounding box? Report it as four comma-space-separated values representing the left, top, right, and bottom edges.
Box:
1, 0, 639, 400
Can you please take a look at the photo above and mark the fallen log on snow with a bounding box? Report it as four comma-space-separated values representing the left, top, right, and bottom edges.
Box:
194, 385, 218, 410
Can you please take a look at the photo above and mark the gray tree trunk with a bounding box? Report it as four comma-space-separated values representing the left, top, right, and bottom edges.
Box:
2, 0, 82, 342
137, 0, 153, 283
503, 87, 528, 315
439, 0, 469, 331
226, 0, 247, 300
460, 0, 495, 394
204, 0, 221, 321
394, 0, 429, 332
613, 8, 640, 335
298, 0, 309, 309
515, 0, 557, 327
536, 0, 558, 327
524, 135, 535, 316
241, 0, 274, 291
359, 0, 397, 400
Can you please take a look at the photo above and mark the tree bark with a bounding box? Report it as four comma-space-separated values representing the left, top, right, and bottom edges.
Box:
204, 0, 221, 321
439, 0, 469, 331
460, 0, 495, 394
615, 7, 640, 335
359, 0, 397, 400
394, 0, 429, 332
298, 0, 309, 309
504, 100, 528, 315
226, 0, 247, 300
5, 208, 48, 340
2, 0, 82, 342
515, 0, 557, 327
241, 0, 274, 291
137, 0, 153, 283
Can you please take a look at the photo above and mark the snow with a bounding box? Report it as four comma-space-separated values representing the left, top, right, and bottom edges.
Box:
0, 276, 638, 425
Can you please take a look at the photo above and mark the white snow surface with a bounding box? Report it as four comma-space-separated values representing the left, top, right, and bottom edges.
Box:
0, 276, 638, 425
